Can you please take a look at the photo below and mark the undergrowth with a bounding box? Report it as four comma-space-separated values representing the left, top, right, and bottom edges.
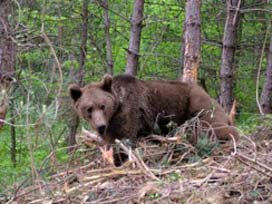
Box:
0, 113, 271, 194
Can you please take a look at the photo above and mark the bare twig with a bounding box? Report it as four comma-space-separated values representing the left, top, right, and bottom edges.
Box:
235, 152, 272, 177
256, 21, 271, 115
40, 0, 63, 119
115, 139, 159, 181
232, 0, 242, 26
79, 128, 106, 146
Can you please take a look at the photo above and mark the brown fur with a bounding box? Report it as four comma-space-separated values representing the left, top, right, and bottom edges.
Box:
69, 74, 239, 144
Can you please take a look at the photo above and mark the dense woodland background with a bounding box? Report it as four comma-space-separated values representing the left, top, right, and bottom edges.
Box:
1, 0, 272, 196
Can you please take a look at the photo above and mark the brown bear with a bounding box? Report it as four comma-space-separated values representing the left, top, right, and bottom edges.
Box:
69, 74, 239, 144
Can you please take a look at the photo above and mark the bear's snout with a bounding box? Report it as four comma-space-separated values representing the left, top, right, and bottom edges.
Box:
97, 125, 106, 134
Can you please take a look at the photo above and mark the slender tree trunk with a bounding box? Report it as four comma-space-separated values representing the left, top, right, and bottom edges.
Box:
260, 35, 272, 114
57, 4, 63, 63
182, 0, 201, 83
67, 115, 79, 153
10, 98, 16, 167
219, 0, 242, 113
67, 0, 88, 153
101, 0, 114, 75
125, 0, 145, 76
78, 0, 88, 84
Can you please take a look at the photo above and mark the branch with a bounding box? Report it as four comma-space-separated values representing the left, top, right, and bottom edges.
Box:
255, 22, 270, 115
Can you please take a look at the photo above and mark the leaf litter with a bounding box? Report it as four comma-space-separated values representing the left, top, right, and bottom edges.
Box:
2, 117, 272, 204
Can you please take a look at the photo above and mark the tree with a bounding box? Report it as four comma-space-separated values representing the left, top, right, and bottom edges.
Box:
260, 35, 272, 114
0, 0, 16, 166
181, 0, 201, 83
0, 0, 16, 126
219, 0, 242, 113
125, 0, 145, 76
100, 0, 114, 75
67, 0, 89, 153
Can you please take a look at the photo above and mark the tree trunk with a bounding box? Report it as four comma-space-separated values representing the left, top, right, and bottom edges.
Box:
78, 0, 88, 84
125, 0, 145, 76
219, 0, 242, 113
57, 3, 63, 63
179, 21, 186, 79
10, 98, 16, 167
0, 0, 16, 165
101, 0, 114, 75
182, 0, 201, 83
67, 0, 88, 153
0, 0, 16, 76
67, 115, 79, 153
0, 0, 16, 128
260, 35, 272, 114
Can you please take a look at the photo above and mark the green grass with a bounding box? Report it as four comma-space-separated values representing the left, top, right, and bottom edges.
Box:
0, 122, 70, 192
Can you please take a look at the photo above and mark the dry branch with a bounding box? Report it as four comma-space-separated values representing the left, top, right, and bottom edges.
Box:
78, 128, 106, 146
5, 123, 272, 204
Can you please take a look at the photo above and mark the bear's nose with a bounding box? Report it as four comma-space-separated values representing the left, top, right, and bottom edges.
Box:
97, 125, 106, 134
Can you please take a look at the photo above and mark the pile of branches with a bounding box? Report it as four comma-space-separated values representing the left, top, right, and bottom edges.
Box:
2, 118, 272, 204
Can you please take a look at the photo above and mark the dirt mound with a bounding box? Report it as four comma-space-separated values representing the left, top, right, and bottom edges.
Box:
2, 124, 272, 204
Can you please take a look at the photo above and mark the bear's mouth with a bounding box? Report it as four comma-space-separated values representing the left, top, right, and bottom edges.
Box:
99, 132, 108, 140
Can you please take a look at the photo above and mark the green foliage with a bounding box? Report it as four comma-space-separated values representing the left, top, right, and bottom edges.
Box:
0, 128, 29, 189
148, 192, 161, 200
165, 170, 183, 182
196, 134, 218, 157
236, 114, 272, 135
188, 133, 219, 163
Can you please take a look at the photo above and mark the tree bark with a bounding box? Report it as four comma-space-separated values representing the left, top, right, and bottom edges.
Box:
125, 0, 145, 76
182, 0, 201, 83
57, 4, 63, 63
0, 0, 16, 128
219, 0, 242, 113
78, 0, 88, 84
67, 0, 88, 153
179, 20, 186, 79
0, 0, 16, 165
260, 35, 272, 114
0, 0, 16, 77
10, 98, 16, 167
101, 0, 114, 75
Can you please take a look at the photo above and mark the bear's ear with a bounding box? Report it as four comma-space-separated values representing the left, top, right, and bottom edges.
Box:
101, 74, 113, 92
68, 84, 82, 102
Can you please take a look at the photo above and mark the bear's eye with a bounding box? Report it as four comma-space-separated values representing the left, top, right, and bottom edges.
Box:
100, 105, 105, 110
87, 107, 93, 113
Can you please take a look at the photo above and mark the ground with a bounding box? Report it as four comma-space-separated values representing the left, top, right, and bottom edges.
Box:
2, 118, 272, 204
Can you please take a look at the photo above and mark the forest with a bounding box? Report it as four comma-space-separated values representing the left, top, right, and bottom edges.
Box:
1, 0, 272, 203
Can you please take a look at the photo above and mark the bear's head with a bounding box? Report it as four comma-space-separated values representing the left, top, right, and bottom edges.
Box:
69, 75, 118, 136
